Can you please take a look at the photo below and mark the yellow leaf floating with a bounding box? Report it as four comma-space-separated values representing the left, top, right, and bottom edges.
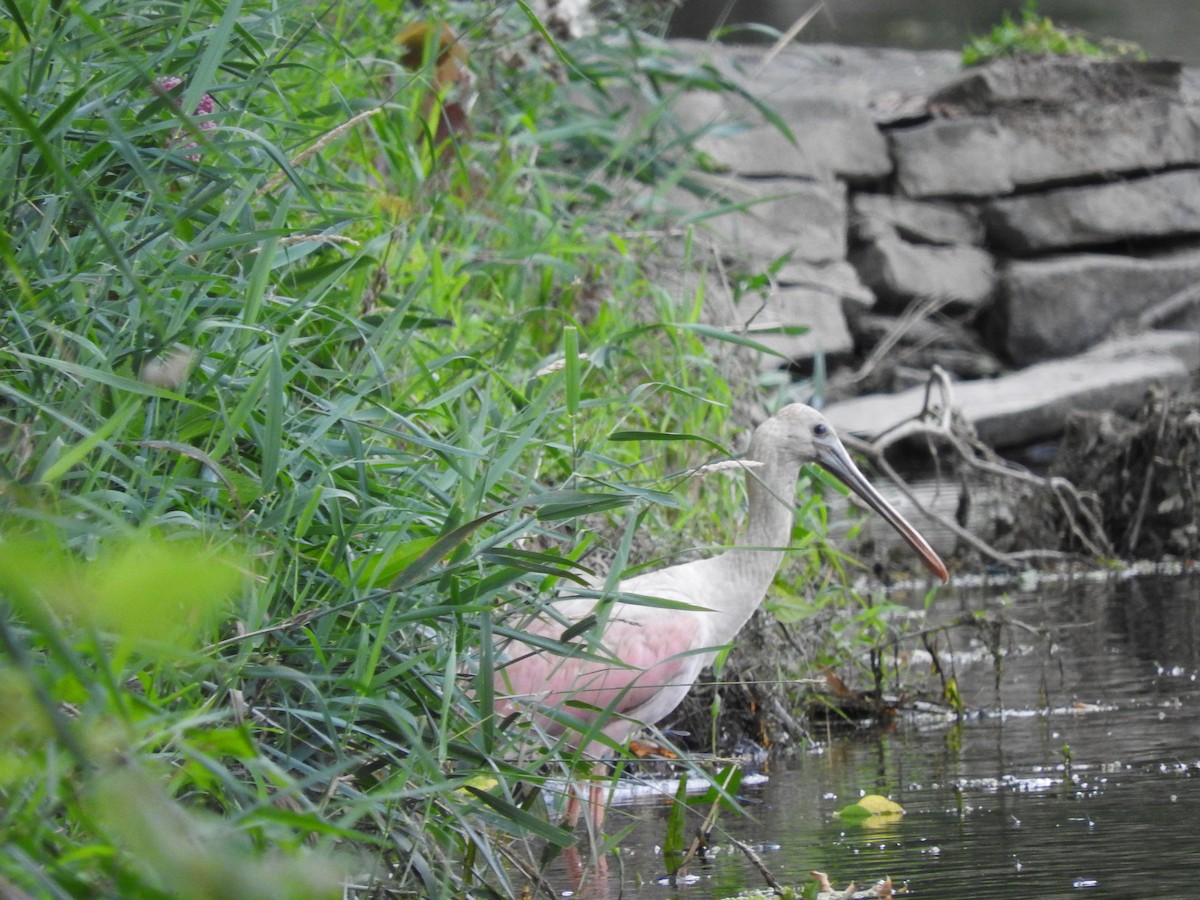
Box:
838, 794, 905, 820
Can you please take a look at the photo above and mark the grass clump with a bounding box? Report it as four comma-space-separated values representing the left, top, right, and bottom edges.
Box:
962, 1, 1145, 67
0, 0, 857, 895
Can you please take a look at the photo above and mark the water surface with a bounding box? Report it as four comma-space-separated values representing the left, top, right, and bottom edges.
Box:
550, 573, 1200, 899
669, 1, 1200, 66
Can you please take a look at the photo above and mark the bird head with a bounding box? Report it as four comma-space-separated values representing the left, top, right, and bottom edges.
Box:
765, 404, 949, 582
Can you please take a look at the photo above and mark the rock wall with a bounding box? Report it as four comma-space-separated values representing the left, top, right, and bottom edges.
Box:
656, 42, 1200, 449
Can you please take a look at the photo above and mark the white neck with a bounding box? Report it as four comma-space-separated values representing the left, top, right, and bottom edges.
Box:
704, 432, 802, 641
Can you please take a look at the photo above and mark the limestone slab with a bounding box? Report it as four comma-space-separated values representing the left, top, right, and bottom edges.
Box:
999, 247, 1200, 364
774, 258, 876, 310
985, 169, 1200, 253
891, 101, 1200, 199
930, 57, 1183, 110
852, 232, 996, 311
674, 90, 891, 182
661, 261, 868, 368
734, 285, 854, 368
889, 117, 1014, 198
672, 40, 961, 125
670, 89, 813, 178
853, 193, 986, 246
670, 174, 848, 267
824, 331, 1200, 448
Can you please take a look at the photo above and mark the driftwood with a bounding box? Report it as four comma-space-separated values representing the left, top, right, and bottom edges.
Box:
845, 366, 1112, 568
1136, 281, 1200, 330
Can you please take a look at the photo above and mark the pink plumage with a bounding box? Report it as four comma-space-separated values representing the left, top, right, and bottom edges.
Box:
493, 404, 948, 826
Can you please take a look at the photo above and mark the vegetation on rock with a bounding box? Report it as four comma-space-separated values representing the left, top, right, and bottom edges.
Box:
962, 1, 1144, 66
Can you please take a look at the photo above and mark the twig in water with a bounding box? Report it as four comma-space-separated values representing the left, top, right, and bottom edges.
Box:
730, 835, 786, 895
1126, 394, 1170, 553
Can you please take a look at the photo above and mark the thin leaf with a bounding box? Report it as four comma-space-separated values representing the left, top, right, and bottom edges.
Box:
261, 345, 284, 492
462, 785, 575, 847
524, 489, 638, 521
390, 511, 505, 590
608, 429, 729, 456
671, 321, 794, 359
564, 325, 580, 416
481, 548, 593, 585
663, 772, 689, 872
37, 398, 140, 486
513, 0, 590, 83
2, 0, 29, 40
184, 0, 244, 115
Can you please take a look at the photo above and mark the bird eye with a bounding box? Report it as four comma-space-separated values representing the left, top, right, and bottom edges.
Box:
813, 423, 829, 437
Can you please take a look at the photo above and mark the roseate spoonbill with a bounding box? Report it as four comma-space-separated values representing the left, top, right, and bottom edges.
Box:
495, 403, 947, 826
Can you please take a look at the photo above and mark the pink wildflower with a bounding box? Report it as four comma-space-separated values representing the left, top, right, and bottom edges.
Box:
155, 76, 215, 162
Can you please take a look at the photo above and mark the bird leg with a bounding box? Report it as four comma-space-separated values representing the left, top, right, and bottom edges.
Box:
563, 761, 612, 834
562, 844, 610, 897
563, 784, 584, 829
586, 775, 610, 833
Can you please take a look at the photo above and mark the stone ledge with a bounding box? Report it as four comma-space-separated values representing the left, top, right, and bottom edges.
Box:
985, 168, 1200, 253
853, 193, 986, 246
824, 331, 1200, 448
891, 102, 1200, 199
929, 56, 1183, 110
668, 174, 848, 267
999, 247, 1200, 364
734, 285, 854, 369
852, 231, 995, 311
672, 90, 892, 181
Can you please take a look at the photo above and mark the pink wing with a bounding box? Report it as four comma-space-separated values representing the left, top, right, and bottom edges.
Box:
494, 584, 712, 737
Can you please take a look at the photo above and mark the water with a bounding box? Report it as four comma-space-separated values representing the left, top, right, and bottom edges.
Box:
548, 573, 1200, 899
669, 1, 1200, 66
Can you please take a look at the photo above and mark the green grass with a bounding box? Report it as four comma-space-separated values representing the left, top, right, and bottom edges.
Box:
0, 0, 900, 895
962, 1, 1145, 67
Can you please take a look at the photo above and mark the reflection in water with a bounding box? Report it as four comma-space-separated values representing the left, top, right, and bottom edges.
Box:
547, 574, 1200, 899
